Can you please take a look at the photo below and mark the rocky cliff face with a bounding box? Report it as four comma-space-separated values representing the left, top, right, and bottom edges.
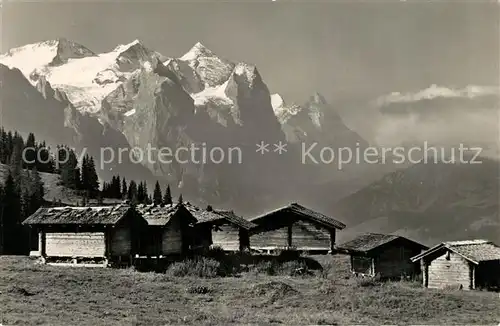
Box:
0, 63, 153, 183
0, 39, 371, 212
272, 91, 367, 149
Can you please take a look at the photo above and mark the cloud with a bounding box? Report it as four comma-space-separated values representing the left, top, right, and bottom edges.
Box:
370, 85, 500, 157
375, 84, 500, 108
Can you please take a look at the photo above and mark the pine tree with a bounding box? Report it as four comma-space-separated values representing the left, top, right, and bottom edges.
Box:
29, 168, 45, 210
20, 189, 31, 220
80, 154, 99, 198
9, 137, 24, 183
36, 141, 55, 173
115, 175, 121, 199
143, 182, 149, 204
80, 155, 89, 192
178, 193, 183, 204
3, 171, 21, 253
87, 156, 99, 198
121, 178, 128, 200
153, 181, 162, 205
24, 133, 36, 170
137, 182, 145, 203
128, 180, 138, 205
75, 166, 82, 190
59, 147, 80, 190
163, 185, 172, 205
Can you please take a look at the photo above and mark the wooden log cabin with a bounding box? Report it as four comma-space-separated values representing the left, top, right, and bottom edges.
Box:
248, 203, 346, 254
22, 205, 148, 266
136, 203, 198, 257
410, 240, 500, 291
337, 233, 428, 279
188, 204, 257, 252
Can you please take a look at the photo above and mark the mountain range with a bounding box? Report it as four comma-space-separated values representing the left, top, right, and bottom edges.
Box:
1, 38, 498, 244
0, 38, 369, 213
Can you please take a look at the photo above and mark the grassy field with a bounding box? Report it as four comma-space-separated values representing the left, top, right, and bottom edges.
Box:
1, 255, 499, 325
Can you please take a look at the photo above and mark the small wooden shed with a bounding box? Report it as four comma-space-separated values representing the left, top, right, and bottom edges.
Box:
337, 233, 428, 279
22, 204, 147, 265
136, 203, 198, 256
248, 203, 346, 254
410, 240, 500, 290
190, 205, 257, 252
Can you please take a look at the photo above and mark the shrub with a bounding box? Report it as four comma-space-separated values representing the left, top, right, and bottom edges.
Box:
253, 261, 278, 276
250, 259, 313, 277
201, 247, 242, 275
166, 257, 221, 278
278, 260, 312, 277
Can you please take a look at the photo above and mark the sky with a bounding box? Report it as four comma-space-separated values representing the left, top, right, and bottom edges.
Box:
1, 1, 499, 105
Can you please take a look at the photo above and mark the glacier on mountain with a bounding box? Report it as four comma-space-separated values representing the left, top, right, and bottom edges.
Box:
0, 39, 156, 114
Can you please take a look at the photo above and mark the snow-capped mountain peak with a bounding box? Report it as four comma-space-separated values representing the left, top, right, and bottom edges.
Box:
177, 42, 235, 88
0, 38, 161, 114
270, 93, 303, 124
180, 42, 214, 61
234, 62, 257, 79
113, 39, 142, 52
0, 38, 95, 78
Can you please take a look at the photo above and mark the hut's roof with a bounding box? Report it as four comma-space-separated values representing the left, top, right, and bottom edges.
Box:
411, 239, 500, 264
22, 205, 132, 225
196, 209, 256, 230
249, 203, 346, 230
136, 203, 197, 226
337, 233, 427, 254
183, 202, 256, 230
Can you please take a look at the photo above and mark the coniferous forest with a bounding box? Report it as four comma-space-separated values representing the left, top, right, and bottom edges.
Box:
0, 127, 176, 255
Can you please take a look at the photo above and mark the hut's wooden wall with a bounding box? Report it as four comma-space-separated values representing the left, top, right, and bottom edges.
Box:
352, 256, 373, 275
375, 245, 420, 278
211, 224, 240, 251
291, 220, 330, 250
45, 232, 106, 258
250, 226, 288, 249
110, 227, 131, 256
141, 227, 163, 256
161, 217, 183, 255
427, 251, 472, 289
250, 220, 333, 251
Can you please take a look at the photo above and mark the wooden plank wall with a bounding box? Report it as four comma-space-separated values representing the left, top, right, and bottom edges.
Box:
250, 226, 288, 249
110, 227, 132, 256
427, 251, 471, 289
291, 220, 330, 250
162, 218, 183, 255
375, 245, 418, 278
211, 224, 240, 251
45, 232, 106, 258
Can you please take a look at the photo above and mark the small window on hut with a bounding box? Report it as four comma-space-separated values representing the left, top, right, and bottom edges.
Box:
445, 251, 451, 260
